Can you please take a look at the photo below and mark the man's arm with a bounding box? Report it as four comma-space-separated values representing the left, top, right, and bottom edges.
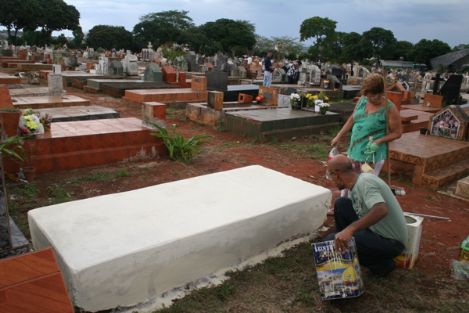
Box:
335, 203, 388, 251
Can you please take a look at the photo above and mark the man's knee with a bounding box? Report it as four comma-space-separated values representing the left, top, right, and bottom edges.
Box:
334, 197, 353, 215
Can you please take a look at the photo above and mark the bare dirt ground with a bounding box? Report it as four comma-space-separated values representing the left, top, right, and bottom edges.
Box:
7, 88, 469, 313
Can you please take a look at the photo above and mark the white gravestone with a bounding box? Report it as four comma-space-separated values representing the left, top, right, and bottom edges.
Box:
28, 165, 330, 312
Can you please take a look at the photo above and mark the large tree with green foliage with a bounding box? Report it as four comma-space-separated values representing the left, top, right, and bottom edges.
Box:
0, 0, 40, 43
359, 27, 397, 60
133, 10, 194, 49
34, 0, 80, 39
199, 19, 256, 56
393, 40, 414, 60
299, 16, 337, 44
412, 39, 451, 67
299, 16, 337, 61
86, 25, 134, 50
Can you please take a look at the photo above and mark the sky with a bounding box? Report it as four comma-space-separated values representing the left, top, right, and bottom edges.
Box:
66, 0, 469, 47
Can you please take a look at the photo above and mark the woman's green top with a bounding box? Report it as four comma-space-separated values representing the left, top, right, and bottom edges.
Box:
347, 97, 392, 162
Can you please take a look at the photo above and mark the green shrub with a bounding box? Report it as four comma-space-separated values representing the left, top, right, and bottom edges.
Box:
0, 136, 24, 161
152, 124, 210, 163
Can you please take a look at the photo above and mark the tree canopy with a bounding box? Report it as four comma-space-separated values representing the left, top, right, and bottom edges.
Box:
133, 10, 194, 49
359, 27, 397, 60
0, 0, 80, 45
199, 19, 256, 56
86, 25, 134, 50
412, 39, 451, 66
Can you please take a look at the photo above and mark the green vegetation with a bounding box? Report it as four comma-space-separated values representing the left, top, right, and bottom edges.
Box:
47, 184, 72, 204
152, 241, 468, 312
68, 169, 130, 184
0, 136, 24, 162
152, 124, 210, 163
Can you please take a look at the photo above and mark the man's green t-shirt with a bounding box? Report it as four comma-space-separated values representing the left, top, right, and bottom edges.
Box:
350, 173, 408, 245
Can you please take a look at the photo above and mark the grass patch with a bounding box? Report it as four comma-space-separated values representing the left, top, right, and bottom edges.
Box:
68, 169, 130, 184
47, 184, 72, 204
277, 141, 330, 160
12, 182, 38, 200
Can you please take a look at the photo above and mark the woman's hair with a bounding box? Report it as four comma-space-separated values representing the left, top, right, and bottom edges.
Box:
361, 73, 385, 96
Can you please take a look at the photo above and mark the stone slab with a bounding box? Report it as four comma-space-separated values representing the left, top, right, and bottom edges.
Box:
455, 176, 469, 198
33, 105, 120, 122
28, 165, 330, 312
225, 108, 341, 139
12, 95, 90, 109
86, 79, 143, 90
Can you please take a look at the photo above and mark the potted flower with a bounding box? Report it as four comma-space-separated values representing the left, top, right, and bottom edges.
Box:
290, 93, 301, 110
305, 93, 318, 107
318, 102, 330, 115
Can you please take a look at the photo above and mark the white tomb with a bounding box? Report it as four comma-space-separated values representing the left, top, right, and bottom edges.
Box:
28, 165, 330, 312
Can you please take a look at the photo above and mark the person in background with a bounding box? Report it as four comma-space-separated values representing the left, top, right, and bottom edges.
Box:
324, 154, 407, 276
331, 73, 402, 176
263, 51, 274, 87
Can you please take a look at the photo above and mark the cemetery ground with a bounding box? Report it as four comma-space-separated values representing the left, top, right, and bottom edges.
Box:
6, 89, 469, 313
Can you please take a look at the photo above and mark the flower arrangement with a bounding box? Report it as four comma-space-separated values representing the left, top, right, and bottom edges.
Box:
290, 93, 301, 109
317, 91, 330, 102
318, 102, 330, 115
304, 93, 318, 107
19, 109, 46, 136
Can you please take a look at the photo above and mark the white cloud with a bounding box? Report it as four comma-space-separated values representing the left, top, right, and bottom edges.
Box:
63, 0, 469, 46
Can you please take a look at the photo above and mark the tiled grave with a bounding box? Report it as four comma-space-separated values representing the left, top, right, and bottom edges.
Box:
19, 117, 164, 173
400, 109, 434, 133
12, 95, 90, 109
0, 72, 21, 84
389, 131, 469, 189
224, 108, 341, 139
401, 104, 441, 113
87, 80, 177, 98
61, 72, 122, 89
33, 105, 120, 122
186, 102, 268, 128
16, 63, 53, 71
28, 165, 330, 312
8, 87, 49, 97
0, 248, 74, 313
123, 88, 207, 104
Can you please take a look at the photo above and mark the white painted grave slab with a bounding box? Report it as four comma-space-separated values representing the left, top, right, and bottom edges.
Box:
28, 165, 330, 312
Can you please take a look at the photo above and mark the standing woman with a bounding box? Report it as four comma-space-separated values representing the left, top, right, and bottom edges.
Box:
331, 73, 402, 175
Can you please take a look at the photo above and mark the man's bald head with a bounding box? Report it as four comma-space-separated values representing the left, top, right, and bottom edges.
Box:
328, 154, 354, 173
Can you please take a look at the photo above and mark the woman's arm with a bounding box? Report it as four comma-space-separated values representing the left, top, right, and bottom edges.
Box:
331, 114, 354, 146
374, 104, 402, 145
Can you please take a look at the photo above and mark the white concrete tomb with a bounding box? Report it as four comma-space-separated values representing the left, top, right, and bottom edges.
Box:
28, 165, 330, 312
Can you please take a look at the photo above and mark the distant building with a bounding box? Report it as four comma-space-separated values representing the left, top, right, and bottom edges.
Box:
431, 49, 469, 72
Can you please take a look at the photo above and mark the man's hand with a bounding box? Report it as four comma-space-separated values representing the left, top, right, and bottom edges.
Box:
335, 227, 354, 252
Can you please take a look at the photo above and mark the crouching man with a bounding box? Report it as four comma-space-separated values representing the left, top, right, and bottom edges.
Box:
325, 154, 407, 276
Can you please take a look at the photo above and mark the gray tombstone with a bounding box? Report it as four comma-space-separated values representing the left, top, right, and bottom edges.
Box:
48, 65, 64, 97
206, 71, 228, 91
143, 63, 163, 82
186, 53, 198, 72
109, 60, 124, 76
